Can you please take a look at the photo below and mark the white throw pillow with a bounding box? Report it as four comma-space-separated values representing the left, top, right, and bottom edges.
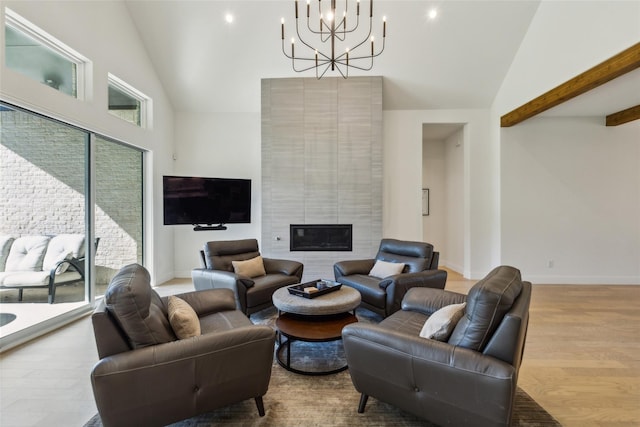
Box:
420, 302, 467, 341
232, 255, 267, 278
368, 260, 405, 279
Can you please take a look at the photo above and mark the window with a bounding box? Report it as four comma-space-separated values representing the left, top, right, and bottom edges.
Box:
0, 102, 145, 350
108, 74, 151, 128
4, 8, 89, 98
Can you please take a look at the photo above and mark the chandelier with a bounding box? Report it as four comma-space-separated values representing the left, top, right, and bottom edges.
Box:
281, 0, 387, 79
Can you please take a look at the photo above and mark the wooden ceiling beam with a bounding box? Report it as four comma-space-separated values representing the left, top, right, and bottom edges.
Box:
606, 105, 640, 126
501, 42, 640, 127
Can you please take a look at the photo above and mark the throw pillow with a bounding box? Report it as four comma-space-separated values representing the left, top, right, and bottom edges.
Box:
232, 255, 266, 278
168, 296, 201, 339
419, 302, 467, 341
369, 260, 405, 279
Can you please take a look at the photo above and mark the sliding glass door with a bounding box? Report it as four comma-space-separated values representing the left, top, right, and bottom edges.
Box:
0, 103, 144, 347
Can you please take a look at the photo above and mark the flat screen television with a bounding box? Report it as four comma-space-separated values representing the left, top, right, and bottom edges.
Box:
163, 175, 251, 227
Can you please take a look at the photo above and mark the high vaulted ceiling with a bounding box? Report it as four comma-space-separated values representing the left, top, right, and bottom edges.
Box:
124, 0, 541, 113
123, 0, 639, 122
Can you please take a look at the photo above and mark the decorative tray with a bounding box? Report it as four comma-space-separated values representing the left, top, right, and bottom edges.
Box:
287, 279, 342, 299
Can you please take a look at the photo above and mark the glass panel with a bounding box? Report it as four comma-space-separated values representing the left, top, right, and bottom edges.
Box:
108, 84, 141, 126
0, 104, 87, 336
4, 25, 77, 97
94, 136, 143, 296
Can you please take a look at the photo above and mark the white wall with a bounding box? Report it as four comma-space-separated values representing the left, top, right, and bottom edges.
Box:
0, 1, 175, 284
493, 0, 640, 284
501, 117, 639, 283
172, 112, 262, 277
422, 139, 446, 257
444, 129, 465, 273
422, 129, 465, 272
384, 109, 496, 279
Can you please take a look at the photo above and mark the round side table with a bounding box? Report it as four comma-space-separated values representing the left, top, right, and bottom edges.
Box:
272, 285, 361, 375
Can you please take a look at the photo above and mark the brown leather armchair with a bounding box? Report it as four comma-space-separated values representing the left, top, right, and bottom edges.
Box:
334, 238, 446, 317
191, 239, 303, 316
342, 265, 531, 427
90, 264, 276, 427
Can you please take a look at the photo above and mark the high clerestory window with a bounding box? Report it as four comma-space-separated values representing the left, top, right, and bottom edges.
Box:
108, 73, 151, 128
4, 7, 89, 98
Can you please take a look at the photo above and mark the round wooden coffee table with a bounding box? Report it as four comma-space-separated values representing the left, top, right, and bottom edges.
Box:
272, 285, 361, 375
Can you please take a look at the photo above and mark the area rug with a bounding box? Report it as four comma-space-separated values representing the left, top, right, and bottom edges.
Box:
84, 307, 561, 427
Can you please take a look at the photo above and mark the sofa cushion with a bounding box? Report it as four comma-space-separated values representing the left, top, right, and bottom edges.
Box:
5, 236, 50, 272
42, 234, 85, 274
0, 236, 14, 272
1, 270, 81, 287
419, 302, 466, 341
369, 260, 405, 279
105, 263, 175, 348
168, 296, 201, 339
232, 255, 266, 278
448, 265, 523, 351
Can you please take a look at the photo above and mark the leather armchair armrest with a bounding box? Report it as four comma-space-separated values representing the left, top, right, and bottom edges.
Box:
192, 268, 255, 289
342, 322, 514, 381
334, 259, 376, 278
401, 286, 466, 316
263, 258, 303, 279
379, 269, 448, 316
191, 268, 253, 313
171, 288, 237, 316
92, 325, 275, 375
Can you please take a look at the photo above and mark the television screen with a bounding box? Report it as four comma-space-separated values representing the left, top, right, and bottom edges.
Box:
163, 175, 251, 225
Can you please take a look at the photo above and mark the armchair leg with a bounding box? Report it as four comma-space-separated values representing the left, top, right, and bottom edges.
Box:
358, 393, 369, 413
255, 396, 265, 416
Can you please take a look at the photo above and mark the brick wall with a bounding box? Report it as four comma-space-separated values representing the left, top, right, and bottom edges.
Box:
0, 108, 142, 286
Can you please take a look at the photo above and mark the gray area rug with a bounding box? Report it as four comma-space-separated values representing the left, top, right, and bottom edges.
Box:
84, 307, 561, 427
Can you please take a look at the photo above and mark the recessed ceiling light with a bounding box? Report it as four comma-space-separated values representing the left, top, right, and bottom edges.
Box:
428, 9, 438, 20
225, 13, 234, 24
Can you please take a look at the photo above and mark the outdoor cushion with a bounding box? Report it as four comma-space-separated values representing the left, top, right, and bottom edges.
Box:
0, 236, 14, 272
4, 235, 51, 272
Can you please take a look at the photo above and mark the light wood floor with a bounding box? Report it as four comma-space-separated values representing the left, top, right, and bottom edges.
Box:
0, 272, 638, 426
444, 269, 640, 427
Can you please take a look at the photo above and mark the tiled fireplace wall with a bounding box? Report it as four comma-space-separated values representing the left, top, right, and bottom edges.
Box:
261, 77, 383, 280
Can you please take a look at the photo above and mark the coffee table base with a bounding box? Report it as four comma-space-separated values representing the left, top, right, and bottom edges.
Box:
275, 312, 357, 376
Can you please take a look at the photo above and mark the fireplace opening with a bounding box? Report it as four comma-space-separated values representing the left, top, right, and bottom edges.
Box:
290, 224, 352, 251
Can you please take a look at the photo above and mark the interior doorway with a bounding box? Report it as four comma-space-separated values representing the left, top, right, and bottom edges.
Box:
422, 123, 465, 274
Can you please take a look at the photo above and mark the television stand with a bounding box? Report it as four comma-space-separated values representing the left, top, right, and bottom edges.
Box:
193, 224, 227, 231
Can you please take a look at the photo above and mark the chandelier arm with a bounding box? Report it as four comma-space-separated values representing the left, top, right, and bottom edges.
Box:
282, 0, 386, 78
296, 19, 330, 57
294, 58, 334, 73
348, 36, 386, 60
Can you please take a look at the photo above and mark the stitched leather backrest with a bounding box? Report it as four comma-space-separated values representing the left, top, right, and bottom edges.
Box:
104, 263, 175, 348
482, 281, 531, 367
203, 239, 260, 271
448, 265, 523, 352
375, 238, 433, 273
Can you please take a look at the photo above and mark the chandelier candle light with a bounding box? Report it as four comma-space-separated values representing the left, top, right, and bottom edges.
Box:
281, 0, 387, 78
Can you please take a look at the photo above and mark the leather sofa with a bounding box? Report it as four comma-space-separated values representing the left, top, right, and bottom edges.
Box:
90, 263, 276, 427
334, 238, 446, 317
342, 265, 531, 427
191, 239, 303, 316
